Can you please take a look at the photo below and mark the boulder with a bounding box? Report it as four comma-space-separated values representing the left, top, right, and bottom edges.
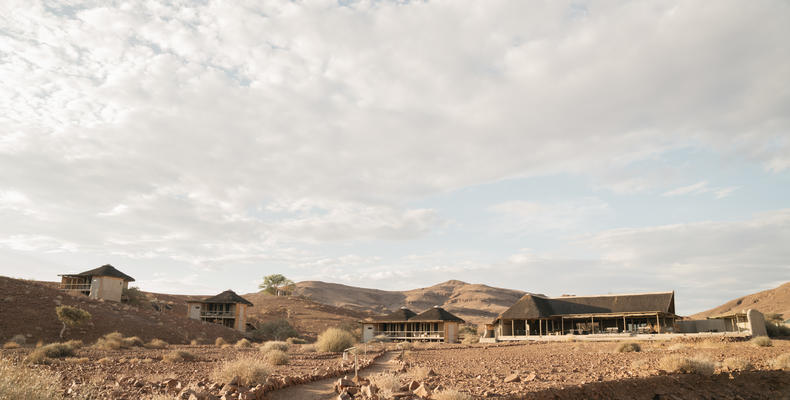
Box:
504, 374, 520, 383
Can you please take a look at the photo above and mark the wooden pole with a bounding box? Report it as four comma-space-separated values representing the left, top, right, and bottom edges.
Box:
539, 319, 542, 337
656, 314, 661, 334
623, 316, 626, 333
591, 316, 594, 334
561, 318, 565, 335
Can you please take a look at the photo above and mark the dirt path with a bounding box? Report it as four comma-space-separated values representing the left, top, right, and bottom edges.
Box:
265, 351, 399, 400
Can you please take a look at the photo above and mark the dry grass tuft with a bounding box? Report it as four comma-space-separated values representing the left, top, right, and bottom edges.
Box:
658, 355, 715, 375
26, 342, 76, 364
773, 353, 790, 371
212, 355, 270, 386
0, 358, 63, 399
565, 334, 577, 342
407, 366, 432, 380
368, 373, 401, 398
260, 341, 289, 353
63, 340, 83, 349
316, 328, 355, 353
235, 338, 253, 348
64, 357, 89, 364
2, 342, 20, 349
94, 332, 143, 350
301, 344, 317, 353
264, 349, 290, 365
215, 337, 227, 347
190, 339, 200, 346
433, 389, 474, 400
162, 350, 196, 363
286, 337, 307, 345
722, 357, 753, 371
615, 342, 641, 353
144, 339, 169, 349
751, 336, 772, 347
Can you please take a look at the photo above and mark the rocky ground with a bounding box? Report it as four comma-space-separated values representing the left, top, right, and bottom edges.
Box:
379, 337, 790, 399
1, 342, 384, 399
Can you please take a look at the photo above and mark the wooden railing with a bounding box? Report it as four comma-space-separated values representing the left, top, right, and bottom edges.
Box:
59, 283, 91, 291
374, 330, 443, 338
200, 311, 235, 318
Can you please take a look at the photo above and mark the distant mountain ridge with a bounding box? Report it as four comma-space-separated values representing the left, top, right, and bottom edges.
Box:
291, 279, 528, 325
690, 281, 790, 320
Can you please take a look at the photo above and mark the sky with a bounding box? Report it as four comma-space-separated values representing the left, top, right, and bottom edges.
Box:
1, 0, 788, 315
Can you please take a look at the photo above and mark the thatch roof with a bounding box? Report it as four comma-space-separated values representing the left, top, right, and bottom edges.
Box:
61, 264, 135, 282
410, 306, 465, 323
372, 307, 417, 322
497, 291, 675, 321
197, 290, 253, 306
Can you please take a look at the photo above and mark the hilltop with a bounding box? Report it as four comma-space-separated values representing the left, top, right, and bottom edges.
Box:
292, 279, 527, 325
690, 281, 790, 320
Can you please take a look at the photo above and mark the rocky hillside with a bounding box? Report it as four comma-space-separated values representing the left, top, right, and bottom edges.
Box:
690, 281, 790, 320
0, 276, 243, 345
292, 280, 527, 325
240, 291, 371, 340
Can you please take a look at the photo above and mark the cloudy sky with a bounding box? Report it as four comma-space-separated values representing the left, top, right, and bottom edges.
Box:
1, 0, 788, 315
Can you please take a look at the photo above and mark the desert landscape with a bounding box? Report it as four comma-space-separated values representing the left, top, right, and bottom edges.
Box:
1, 275, 790, 399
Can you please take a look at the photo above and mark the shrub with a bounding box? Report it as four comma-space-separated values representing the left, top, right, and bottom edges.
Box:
235, 338, 252, 348
260, 341, 289, 353
8, 334, 26, 345
3, 342, 20, 349
250, 319, 299, 341
433, 389, 474, 400
286, 337, 307, 345
302, 344, 317, 352
26, 342, 76, 364
122, 286, 147, 306
94, 332, 143, 350
751, 336, 772, 347
190, 339, 200, 346
212, 355, 270, 386
369, 373, 401, 397
462, 335, 479, 345
773, 353, 790, 370
145, 339, 169, 349
162, 350, 196, 363
0, 358, 63, 399
722, 357, 753, 371
658, 355, 715, 375
316, 328, 355, 353
264, 349, 289, 365
55, 305, 91, 339
765, 323, 790, 338
616, 342, 641, 353
122, 336, 144, 347
215, 337, 227, 347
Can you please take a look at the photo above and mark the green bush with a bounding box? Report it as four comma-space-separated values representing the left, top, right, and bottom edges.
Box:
55, 305, 91, 339
316, 327, 355, 353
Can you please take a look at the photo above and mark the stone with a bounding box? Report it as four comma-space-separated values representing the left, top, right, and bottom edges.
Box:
408, 380, 421, 391
414, 383, 432, 398
504, 373, 521, 383
524, 372, 537, 382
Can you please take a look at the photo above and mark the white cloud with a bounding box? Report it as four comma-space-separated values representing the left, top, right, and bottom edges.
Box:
662, 181, 740, 199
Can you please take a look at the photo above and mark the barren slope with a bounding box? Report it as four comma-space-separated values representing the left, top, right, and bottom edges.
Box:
292, 279, 527, 325
690, 281, 790, 319
0, 276, 243, 344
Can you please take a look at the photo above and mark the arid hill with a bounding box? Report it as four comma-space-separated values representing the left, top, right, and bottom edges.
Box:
690, 281, 790, 320
240, 291, 371, 340
0, 276, 243, 344
291, 279, 527, 325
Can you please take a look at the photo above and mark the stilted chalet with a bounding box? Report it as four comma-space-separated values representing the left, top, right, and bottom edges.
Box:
186, 290, 253, 332
58, 264, 135, 302
488, 291, 677, 340
360, 306, 465, 343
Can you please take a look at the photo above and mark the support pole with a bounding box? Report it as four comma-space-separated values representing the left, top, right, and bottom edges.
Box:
561, 318, 565, 335
656, 314, 661, 334
591, 316, 594, 334
539, 319, 542, 337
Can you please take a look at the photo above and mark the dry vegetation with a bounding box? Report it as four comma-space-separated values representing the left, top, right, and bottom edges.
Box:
162, 349, 196, 363
751, 336, 773, 347
315, 327, 355, 352
212, 355, 270, 386
0, 358, 63, 400
775, 353, 790, 370
260, 340, 289, 353
615, 342, 641, 353
264, 349, 290, 365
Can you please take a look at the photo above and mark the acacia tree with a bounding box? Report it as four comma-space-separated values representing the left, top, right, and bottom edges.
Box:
55, 305, 91, 339
259, 274, 294, 296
